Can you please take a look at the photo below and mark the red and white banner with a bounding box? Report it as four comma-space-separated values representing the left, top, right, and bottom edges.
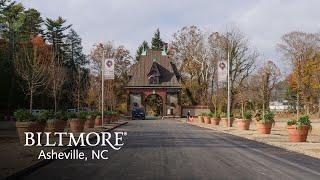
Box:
217, 60, 227, 83
104, 58, 114, 80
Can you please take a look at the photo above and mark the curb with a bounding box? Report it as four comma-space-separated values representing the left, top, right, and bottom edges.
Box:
4, 121, 128, 180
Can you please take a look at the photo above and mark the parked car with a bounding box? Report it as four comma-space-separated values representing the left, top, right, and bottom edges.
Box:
67, 107, 90, 113
132, 108, 145, 120
31, 109, 42, 115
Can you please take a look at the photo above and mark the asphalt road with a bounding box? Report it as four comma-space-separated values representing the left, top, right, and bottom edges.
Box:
23, 119, 320, 180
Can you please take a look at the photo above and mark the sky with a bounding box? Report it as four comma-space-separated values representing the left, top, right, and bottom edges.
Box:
19, 0, 320, 72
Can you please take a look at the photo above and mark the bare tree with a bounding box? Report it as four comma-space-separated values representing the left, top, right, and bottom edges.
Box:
89, 42, 114, 110
171, 26, 216, 105
48, 60, 66, 112
14, 37, 49, 112
214, 27, 257, 115
259, 60, 281, 114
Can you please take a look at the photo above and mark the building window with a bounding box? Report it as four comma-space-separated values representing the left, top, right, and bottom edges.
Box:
149, 76, 159, 84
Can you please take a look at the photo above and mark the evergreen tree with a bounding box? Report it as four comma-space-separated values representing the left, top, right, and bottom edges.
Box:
64, 28, 88, 109
135, 40, 149, 61
20, 8, 43, 39
64, 28, 86, 68
44, 17, 71, 61
0, 2, 26, 114
151, 28, 163, 50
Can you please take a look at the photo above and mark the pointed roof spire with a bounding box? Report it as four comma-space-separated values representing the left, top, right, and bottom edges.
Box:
141, 45, 147, 56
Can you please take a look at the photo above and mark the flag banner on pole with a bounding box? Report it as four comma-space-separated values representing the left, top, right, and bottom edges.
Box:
104, 58, 115, 80
217, 60, 227, 83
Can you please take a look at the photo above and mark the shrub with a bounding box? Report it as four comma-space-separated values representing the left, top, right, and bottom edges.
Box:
209, 112, 220, 119
297, 115, 311, 127
220, 112, 226, 118
77, 111, 87, 121
67, 112, 77, 119
287, 115, 312, 130
261, 111, 275, 124
201, 112, 208, 116
243, 111, 252, 120
287, 119, 296, 126
105, 110, 118, 116
36, 110, 53, 123
55, 111, 68, 121
13, 109, 33, 122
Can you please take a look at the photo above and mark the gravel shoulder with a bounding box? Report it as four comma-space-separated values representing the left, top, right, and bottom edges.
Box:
189, 119, 320, 159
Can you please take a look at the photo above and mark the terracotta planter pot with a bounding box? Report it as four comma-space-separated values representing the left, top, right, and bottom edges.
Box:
237, 119, 251, 130
95, 117, 102, 126
197, 116, 203, 123
210, 118, 220, 125
55, 120, 66, 132
221, 117, 234, 127
111, 115, 119, 122
45, 122, 55, 136
287, 125, 310, 142
84, 117, 95, 129
203, 116, 211, 124
16, 122, 45, 144
69, 118, 84, 133
256, 122, 273, 134
253, 118, 260, 125
104, 115, 111, 124
45, 120, 66, 135
188, 116, 194, 122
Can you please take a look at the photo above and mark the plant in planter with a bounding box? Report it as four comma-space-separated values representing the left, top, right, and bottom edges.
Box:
84, 111, 95, 129
202, 113, 210, 124
109, 110, 119, 122
256, 111, 275, 134
53, 111, 68, 132
237, 111, 252, 130
38, 110, 57, 135
14, 109, 45, 144
68, 112, 85, 133
287, 115, 312, 142
104, 110, 112, 124
220, 113, 227, 126
210, 112, 220, 125
95, 111, 102, 126
221, 114, 234, 127
197, 113, 204, 123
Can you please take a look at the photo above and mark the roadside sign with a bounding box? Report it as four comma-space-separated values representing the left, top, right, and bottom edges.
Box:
104, 58, 114, 80
217, 60, 227, 83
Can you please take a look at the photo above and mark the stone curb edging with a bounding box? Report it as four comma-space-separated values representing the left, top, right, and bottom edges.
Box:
4, 121, 128, 180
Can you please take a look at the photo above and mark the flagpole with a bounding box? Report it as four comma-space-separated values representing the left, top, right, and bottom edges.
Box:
227, 49, 231, 127
102, 49, 105, 126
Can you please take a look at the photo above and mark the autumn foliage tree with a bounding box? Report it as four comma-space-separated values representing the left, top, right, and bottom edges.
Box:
279, 31, 320, 116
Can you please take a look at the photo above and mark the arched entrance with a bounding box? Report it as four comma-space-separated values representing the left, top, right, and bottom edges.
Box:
145, 94, 163, 117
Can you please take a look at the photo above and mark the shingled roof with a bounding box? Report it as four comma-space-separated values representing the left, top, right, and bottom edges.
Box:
126, 50, 180, 88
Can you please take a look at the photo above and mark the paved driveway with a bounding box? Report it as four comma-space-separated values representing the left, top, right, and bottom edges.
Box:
23, 119, 320, 180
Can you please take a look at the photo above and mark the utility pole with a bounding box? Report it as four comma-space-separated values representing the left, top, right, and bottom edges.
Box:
101, 48, 105, 126
227, 50, 231, 127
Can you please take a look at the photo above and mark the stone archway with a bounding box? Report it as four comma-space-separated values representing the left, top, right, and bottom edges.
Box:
145, 94, 163, 117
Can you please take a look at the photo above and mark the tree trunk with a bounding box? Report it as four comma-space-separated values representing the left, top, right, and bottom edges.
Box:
54, 90, 57, 113
296, 92, 299, 119
318, 97, 320, 118
53, 79, 57, 113
241, 97, 244, 118
29, 90, 33, 114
